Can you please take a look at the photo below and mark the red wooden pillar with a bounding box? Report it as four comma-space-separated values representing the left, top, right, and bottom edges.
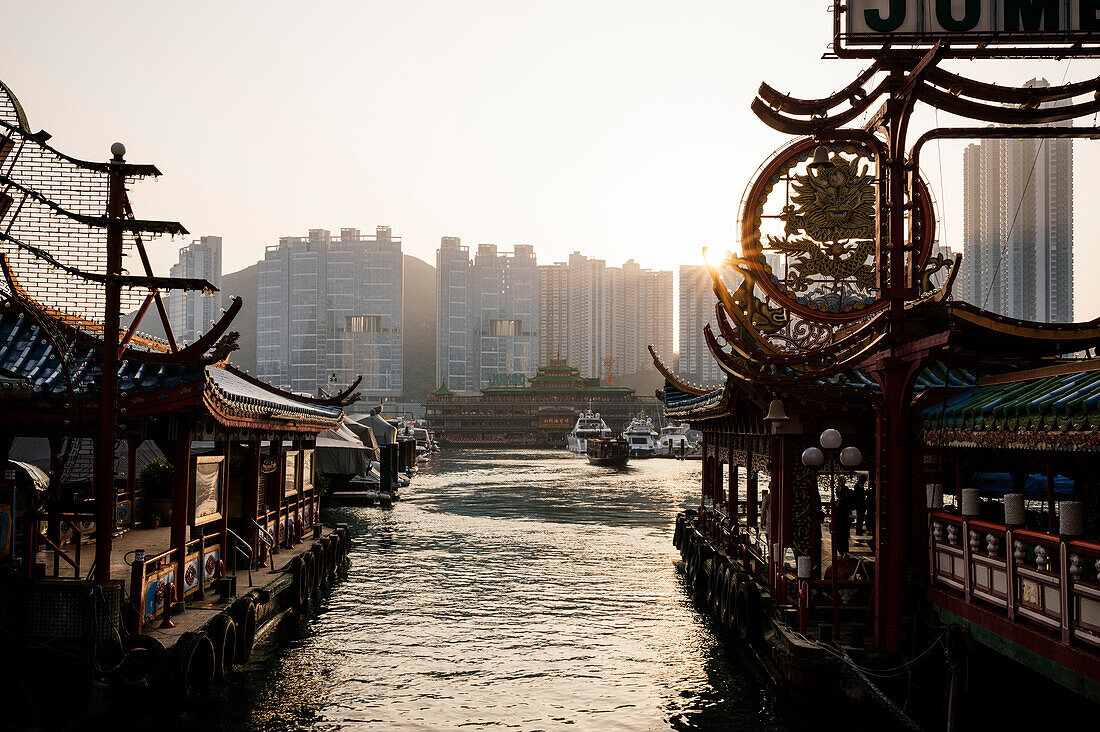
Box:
170, 430, 191, 605
244, 440, 260, 557
873, 360, 918, 655
729, 463, 738, 549
270, 438, 284, 548
219, 440, 231, 571
126, 436, 139, 528
93, 148, 126, 584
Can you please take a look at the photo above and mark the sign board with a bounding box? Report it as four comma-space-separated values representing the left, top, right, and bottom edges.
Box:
539, 416, 574, 428
488, 373, 527, 388
838, 1, 1100, 57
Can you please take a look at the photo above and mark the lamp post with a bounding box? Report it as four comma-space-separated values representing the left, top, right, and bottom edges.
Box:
801, 428, 862, 642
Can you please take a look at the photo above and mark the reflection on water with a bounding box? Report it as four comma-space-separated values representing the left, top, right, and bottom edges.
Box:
153, 450, 829, 731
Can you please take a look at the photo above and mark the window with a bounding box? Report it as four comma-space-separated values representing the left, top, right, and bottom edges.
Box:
490, 319, 522, 336
347, 315, 383, 333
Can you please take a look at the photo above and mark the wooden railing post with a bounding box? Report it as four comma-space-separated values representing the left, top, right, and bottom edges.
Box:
1060, 540, 1071, 645
170, 428, 191, 606
129, 551, 145, 634
1005, 527, 1016, 621
962, 517, 972, 603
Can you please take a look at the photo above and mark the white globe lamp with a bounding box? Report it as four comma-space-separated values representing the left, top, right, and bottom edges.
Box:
839, 446, 862, 467
820, 428, 842, 450
801, 446, 825, 468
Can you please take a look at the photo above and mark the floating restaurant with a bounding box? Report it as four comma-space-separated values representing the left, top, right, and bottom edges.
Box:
661, 6, 1100, 724
0, 80, 357, 724
424, 358, 659, 446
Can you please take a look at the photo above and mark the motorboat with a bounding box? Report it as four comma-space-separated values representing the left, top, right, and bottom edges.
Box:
623, 413, 659, 458
658, 422, 701, 457
566, 409, 611, 454
586, 436, 630, 467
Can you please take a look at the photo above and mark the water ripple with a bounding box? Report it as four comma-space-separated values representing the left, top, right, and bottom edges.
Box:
135, 449, 831, 732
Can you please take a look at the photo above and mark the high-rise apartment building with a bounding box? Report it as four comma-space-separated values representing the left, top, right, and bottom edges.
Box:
257, 227, 403, 399
961, 79, 1073, 322
168, 236, 222, 344
539, 253, 673, 381
678, 264, 736, 385
436, 237, 471, 392
436, 239, 539, 392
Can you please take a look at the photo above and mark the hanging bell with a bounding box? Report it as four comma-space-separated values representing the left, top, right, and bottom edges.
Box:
764, 398, 789, 423
808, 145, 832, 170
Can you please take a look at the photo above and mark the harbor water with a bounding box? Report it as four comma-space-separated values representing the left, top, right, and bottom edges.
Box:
150, 449, 835, 731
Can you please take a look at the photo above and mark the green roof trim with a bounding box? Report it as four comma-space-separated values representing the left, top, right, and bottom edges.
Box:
429, 380, 456, 396
923, 367, 1100, 432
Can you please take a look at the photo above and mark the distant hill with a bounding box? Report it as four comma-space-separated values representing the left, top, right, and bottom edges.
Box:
403, 254, 437, 401
125, 256, 435, 399
123, 265, 258, 373
222, 264, 258, 372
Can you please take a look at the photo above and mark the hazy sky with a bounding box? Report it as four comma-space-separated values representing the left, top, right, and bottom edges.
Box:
3, 2, 1100, 315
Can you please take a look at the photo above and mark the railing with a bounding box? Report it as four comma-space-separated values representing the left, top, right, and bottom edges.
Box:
930, 510, 1100, 651
252, 517, 276, 570
225, 527, 254, 587
127, 535, 223, 633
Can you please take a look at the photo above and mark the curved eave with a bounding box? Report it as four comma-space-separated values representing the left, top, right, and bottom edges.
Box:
202, 389, 340, 433
647, 345, 708, 396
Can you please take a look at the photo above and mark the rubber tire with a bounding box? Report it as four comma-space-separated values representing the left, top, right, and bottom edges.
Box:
673, 516, 684, 549
173, 630, 215, 701
309, 543, 325, 590
721, 568, 733, 625
207, 612, 237, 685
292, 556, 308, 607
736, 581, 763, 643
230, 598, 257, 664
119, 633, 167, 689
726, 572, 740, 630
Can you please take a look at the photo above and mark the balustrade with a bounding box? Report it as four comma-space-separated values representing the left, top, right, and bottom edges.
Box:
930, 510, 1100, 651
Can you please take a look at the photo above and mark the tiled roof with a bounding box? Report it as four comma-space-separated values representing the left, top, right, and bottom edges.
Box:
661, 361, 980, 420
206, 367, 342, 423
923, 367, 1100, 432
0, 308, 206, 397
0, 306, 341, 429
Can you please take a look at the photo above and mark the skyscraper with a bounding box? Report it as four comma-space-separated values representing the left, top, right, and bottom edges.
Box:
539, 253, 673, 382
168, 236, 222, 344
678, 263, 740, 385
257, 227, 403, 398
436, 239, 540, 392
961, 79, 1073, 322
436, 237, 471, 392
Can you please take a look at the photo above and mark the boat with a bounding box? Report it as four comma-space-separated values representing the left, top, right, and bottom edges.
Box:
585, 437, 630, 467
622, 413, 659, 457
657, 422, 701, 457
566, 409, 612, 454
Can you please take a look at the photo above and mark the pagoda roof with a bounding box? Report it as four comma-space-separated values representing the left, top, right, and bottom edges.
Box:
0, 301, 342, 432
429, 380, 456, 397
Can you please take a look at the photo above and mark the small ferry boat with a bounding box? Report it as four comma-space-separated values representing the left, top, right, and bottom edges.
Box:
566, 409, 612, 454
585, 437, 630, 467
623, 413, 659, 458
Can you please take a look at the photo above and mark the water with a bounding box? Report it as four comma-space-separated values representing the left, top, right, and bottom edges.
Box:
163, 450, 820, 731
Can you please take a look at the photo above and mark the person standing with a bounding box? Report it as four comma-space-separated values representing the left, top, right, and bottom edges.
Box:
833, 484, 852, 557
853, 474, 868, 535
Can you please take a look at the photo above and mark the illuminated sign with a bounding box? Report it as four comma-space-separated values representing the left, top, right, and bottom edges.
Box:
839, 1, 1100, 56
